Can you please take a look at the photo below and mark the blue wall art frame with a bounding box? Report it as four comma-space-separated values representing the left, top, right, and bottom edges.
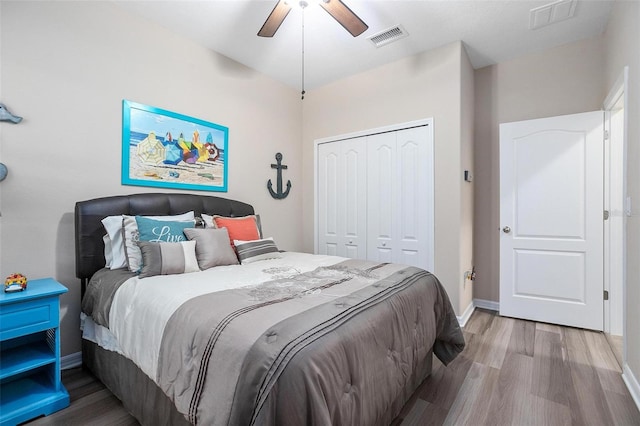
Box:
122, 100, 229, 192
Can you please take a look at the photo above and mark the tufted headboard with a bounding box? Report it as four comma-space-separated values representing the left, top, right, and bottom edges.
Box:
74, 193, 255, 287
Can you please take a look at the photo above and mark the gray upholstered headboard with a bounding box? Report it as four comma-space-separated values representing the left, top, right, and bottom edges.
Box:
74, 193, 255, 287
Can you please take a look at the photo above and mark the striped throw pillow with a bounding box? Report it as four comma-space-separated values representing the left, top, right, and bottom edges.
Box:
137, 240, 200, 278
234, 238, 281, 264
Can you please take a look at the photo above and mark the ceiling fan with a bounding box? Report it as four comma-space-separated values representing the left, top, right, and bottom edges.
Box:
258, 0, 368, 38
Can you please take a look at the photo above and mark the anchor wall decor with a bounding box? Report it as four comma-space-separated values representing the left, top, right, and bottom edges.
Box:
267, 152, 291, 199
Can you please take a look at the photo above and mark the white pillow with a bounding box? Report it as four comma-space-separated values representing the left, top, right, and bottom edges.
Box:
101, 211, 195, 270
102, 215, 127, 269
103, 234, 113, 269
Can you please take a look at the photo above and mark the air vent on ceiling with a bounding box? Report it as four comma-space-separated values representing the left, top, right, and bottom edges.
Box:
368, 25, 408, 48
529, 0, 577, 30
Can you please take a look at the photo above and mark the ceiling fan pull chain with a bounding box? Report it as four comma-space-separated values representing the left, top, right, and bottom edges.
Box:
301, 7, 306, 100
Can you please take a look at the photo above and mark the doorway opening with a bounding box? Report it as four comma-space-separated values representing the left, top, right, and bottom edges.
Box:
603, 66, 628, 367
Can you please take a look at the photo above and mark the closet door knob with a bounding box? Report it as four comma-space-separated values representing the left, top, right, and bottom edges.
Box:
502, 226, 511, 234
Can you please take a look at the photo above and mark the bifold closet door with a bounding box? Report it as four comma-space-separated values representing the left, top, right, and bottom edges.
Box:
317, 138, 367, 258
367, 126, 433, 270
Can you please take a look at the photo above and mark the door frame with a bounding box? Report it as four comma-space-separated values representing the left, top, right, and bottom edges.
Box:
313, 117, 434, 255
603, 66, 629, 362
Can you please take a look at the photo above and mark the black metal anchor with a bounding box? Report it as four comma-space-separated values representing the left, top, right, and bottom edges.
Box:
267, 153, 291, 199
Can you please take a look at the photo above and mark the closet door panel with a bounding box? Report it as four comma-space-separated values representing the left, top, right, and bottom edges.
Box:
341, 139, 367, 259
367, 133, 397, 263
397, 126, 433, 270
317, 143, 340, 256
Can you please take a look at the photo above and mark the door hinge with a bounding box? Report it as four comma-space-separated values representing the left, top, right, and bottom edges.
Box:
604, 210, 610, 220
604, 130, 610, 140
604, 290, 609, 300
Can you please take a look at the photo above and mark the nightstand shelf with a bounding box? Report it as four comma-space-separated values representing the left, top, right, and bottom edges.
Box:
0, 338, 56, 380
0, 279, 69, 426
0, 374, 69, 423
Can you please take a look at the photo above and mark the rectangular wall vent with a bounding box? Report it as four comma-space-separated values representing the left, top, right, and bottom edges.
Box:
529, 0, 577, 30
368, 25, 408, 48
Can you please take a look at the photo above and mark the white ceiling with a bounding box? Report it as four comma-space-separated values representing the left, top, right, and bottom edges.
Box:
114, 0, 613, 91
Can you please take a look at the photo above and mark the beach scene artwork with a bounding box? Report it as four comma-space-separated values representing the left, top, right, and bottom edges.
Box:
122, 100, 228, 192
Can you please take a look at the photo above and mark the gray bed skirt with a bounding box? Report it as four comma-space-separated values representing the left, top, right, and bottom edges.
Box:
83, 340, 190, 426
82, 339, 433, 425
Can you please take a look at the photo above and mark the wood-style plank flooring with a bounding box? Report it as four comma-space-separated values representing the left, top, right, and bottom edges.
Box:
27, 309, 640, 425
393, 309, 640, 425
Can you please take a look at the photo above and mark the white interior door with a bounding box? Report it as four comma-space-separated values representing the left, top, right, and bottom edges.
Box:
315, 119, 434, 271
499, 111, 604, 331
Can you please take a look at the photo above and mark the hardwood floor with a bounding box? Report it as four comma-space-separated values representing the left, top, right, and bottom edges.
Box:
607, 333, 624, 369
27, 309, 640, 425
393, 309, 640, 426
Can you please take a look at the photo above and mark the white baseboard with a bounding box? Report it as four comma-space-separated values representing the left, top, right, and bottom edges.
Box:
473, 298, 499, 312
623, 363, 640, 412
457, 302, 476, 327
61, 351, 82, 370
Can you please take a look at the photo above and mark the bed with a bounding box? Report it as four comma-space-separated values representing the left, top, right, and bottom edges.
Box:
75, 192, 464, 426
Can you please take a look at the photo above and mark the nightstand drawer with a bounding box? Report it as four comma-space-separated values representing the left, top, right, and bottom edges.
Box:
0, 296, 59, 341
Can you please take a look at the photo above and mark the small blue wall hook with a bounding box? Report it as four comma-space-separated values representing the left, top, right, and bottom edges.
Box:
0, 103, 22, 124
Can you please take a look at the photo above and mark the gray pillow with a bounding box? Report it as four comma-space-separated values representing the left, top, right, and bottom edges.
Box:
183, 228, 239, 270
137, 240, 200, 278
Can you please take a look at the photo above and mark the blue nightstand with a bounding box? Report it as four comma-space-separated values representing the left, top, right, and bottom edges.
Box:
0, 278, 70, 425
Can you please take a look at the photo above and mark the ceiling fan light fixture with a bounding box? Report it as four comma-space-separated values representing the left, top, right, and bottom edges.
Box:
284, 0, 319, 10
258, 0, 367, 38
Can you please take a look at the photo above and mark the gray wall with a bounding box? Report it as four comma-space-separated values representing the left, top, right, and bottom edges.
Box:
0, 1, 304, 356
472, 36, 605, 302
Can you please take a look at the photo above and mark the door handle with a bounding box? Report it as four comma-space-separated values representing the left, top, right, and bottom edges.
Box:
502, 226, 511, 234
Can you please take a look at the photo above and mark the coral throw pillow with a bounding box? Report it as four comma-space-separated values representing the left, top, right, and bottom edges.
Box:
212, 215, 260, 246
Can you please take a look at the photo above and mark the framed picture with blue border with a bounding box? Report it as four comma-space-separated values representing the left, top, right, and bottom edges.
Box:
122, 100, 228, 192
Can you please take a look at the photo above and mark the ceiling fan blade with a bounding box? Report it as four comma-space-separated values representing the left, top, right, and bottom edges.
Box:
319, 0, 368, 37
258, 0, 292, 37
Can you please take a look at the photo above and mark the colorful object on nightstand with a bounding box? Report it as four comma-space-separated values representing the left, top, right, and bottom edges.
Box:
4, 273, 27, 293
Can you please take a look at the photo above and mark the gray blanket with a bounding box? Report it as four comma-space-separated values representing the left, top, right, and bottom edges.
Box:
153, 259, 464, 425
82, 267, 135, 328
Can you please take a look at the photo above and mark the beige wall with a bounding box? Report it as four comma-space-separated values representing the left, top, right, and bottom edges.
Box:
0, 1, 303, 356
460, 44, 475, 315
472, 36, 605, 302
603, 0, 640, 391
302, 41, 473, 314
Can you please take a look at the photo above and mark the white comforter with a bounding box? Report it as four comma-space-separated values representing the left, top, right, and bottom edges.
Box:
88, 252, 344, 383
